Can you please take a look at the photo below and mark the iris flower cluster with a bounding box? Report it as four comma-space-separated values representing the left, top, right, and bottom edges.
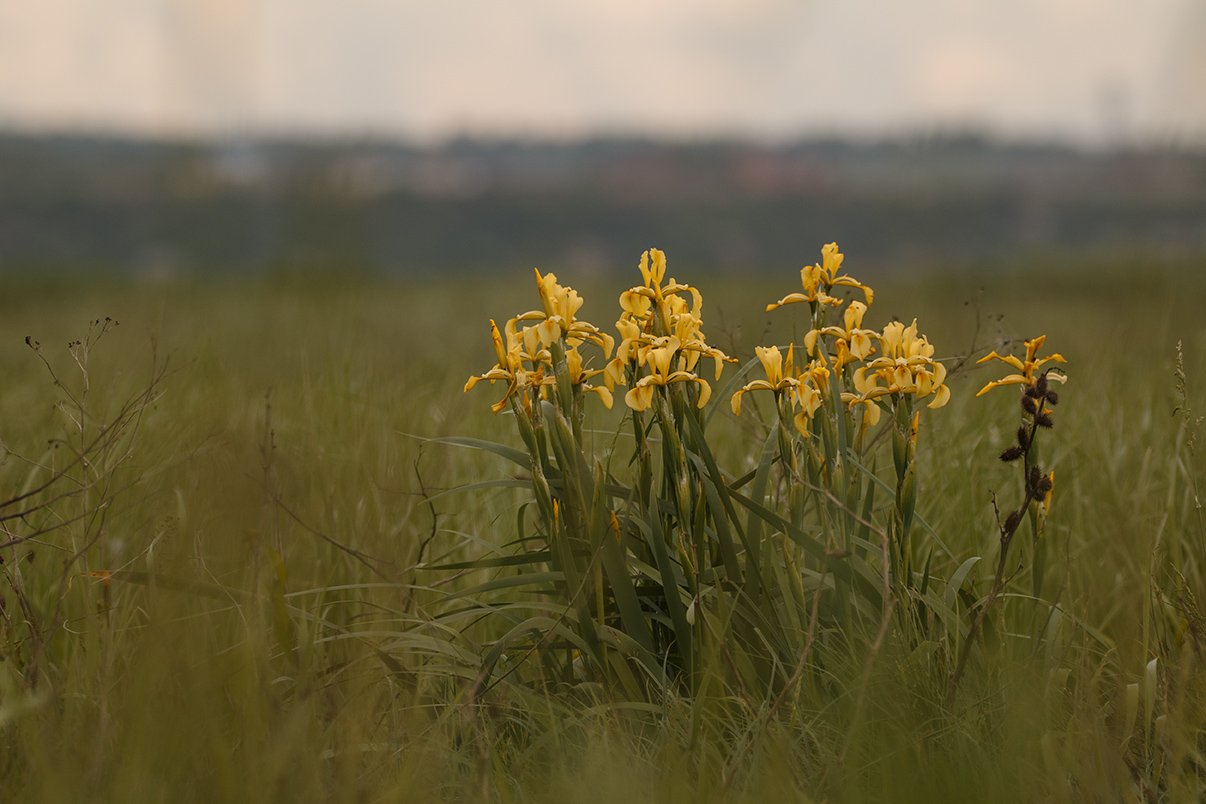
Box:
604, 248, 734, 411
733, 243, 949, 434
465, 269, 615, 413
847, 319, 951, 423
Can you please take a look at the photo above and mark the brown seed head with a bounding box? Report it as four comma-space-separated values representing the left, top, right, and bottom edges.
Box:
1000, 445, 1025, 462
1028, 465, 1043, 491
1016, 426, 1030, 448
1004, 510, 1022, 533
1044, 390, 1059, 406
1035, 412, 1054, 429
1035, 375, 1048, 395
1022, 396, 1038, 415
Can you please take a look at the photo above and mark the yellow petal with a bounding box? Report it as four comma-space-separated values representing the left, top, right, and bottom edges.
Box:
975, 375, 1027, 397
880, 321, 903, 358
620, 289, 652, 316
804, 329, 820, 356
797, 385, 823, 418
977, 350, 1026, 372
852, 366, 873, 395
892, 364, 915, 392
731, 389, 745, 416
862, 400, 882, 427
523, 325, 540, 357
648, 341, 677, 378
649, 249, 667, 287
587, 385, 614, 409
712, 351, 725, 381
767, 292, 808, 311
844, 301, 867, 332
604, 358, 626, 390
536, 318, 561, 347
639, 251, 652, 287
625, 384, 654, 411
1025, 335, 1047, 363
756, 345, 783, 386
849, 331, 874, 361
821, 242, 842, 279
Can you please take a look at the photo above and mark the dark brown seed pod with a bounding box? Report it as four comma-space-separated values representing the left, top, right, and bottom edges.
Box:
1022, 396, 1038, 415
1016, 426, 1030, 448
1044, 390, 1059, 406
1037, 475, 1053, 495
1004, 510, 1022, 533
1024, 384, 1043, 399
1035, 412, 1054, 428
1028, 465, 1043, 491
1000, 446, 1025, 462
1035, 375, 1048, 395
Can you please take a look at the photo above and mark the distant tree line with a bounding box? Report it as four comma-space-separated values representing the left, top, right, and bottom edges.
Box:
0, 133, 1203, 277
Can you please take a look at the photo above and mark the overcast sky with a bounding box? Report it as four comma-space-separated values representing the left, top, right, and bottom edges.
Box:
1, 0, 1204, 144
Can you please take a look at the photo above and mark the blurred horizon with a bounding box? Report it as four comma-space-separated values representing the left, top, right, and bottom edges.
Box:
2, 130, 1203, 278
2, 1, 1205, 148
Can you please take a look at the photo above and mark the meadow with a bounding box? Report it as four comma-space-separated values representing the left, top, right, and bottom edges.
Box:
0, 255, 1204, 803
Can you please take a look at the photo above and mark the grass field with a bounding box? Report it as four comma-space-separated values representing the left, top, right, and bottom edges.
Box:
0, 258, 1204, 802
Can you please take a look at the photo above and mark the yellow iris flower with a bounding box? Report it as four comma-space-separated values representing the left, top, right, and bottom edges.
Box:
566, 344, 613, 409
803, 300, 878, 365
850, 319, 950, 409
975, 335, 1067, 396
622, 249, 704, 332
465, 319, 548, 413
467, 271, 618, 413
766, 263, 840, 311
669, 310, 731, 381
514, 269, 615, 356
730, 345, 828, 435
623, 337, 713, 411
767, 243, 874, 311
730, 345, 801, 416
792, 384, 825, 434
818, 242, 875, 304
608, 249, 734, 395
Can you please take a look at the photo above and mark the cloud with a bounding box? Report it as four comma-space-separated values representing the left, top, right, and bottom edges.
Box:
0, 0, 1198, 143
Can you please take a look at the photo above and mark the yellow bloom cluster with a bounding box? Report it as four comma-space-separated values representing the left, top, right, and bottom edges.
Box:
735, 242, 948, 432
605, 249, 734, 411
465, 269, 615, 413
848, 319, 951, 423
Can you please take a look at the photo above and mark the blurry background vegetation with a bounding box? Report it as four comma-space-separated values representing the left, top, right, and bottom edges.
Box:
1, 133, 1204, 278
